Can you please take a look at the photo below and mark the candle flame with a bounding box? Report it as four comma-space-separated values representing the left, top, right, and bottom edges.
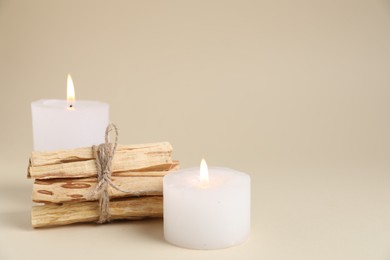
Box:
67, 74, 75, 109
200, 158, 209, 188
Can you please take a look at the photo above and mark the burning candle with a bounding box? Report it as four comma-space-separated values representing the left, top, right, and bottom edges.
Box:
163, 159, 251, 249
31, 74, 109, 151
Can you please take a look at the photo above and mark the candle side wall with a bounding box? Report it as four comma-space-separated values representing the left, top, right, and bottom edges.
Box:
163, 168, 251, 250
31, 100, 109, 151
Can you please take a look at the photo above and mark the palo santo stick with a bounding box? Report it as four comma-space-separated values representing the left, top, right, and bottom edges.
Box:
28, 143, 175, 179
29, 158, 173, 179
32, 196, 163, 228
30, 142, 172, 166
113, 161, 179, 177
33, 163, 180, 203
33, 176, 164, 203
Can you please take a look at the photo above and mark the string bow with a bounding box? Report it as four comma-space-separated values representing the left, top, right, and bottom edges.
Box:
92, 123, 127, 223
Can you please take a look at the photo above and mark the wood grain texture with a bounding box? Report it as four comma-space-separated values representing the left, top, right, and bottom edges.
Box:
28, 141, 178, 228
33, 176, 165, 203
32, 196, 163, 228
28, 142, 176, 179
30, 142, 172, 166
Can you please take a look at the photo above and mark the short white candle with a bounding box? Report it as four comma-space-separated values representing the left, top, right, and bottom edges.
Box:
163, 159, 251, 249
31, 75, 109, 151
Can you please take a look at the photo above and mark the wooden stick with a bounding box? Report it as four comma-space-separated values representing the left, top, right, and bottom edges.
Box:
32, 196, 163, 228
110, 162, 179, 177
33, 176, 166, 203
32, 163, 179, 203
28, 142, 176, 179
30, 142, 172, 166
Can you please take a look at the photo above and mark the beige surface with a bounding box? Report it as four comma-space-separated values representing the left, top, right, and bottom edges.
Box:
0, 0, 390, 259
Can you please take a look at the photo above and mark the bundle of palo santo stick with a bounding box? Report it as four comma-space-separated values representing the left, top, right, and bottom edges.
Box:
27, 142, 179, 228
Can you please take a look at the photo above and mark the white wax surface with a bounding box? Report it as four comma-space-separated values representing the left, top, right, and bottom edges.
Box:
163, 167, 251, 250
31, 99, 109, 151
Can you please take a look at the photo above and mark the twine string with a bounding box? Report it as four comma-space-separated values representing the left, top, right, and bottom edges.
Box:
92, 123, 127, 224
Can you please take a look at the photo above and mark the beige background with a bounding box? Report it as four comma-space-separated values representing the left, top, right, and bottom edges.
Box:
0, 0, 389, 259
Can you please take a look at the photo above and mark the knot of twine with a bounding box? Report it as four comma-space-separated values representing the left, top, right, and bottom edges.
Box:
92, 123, 127, 224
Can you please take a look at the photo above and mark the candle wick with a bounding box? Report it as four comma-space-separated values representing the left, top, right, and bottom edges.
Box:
67, 103, 75, 111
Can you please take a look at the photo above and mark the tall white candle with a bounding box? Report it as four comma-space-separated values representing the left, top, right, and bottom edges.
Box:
31, 75, 109, 151
164, 159, 251, 250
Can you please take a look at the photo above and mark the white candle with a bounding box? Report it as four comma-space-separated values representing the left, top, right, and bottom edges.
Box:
31, 75, 109, 151
163, 159, 251, 249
